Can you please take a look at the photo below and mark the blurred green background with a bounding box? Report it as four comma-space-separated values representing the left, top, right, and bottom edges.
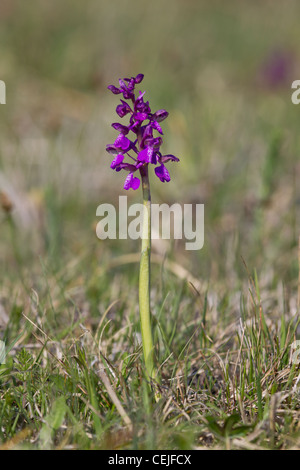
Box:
0, 0, 299, 307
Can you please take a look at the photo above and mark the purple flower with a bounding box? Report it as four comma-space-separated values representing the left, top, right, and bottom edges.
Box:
260, 50, 294, 89
106, 74, 179, 190
116, 100, 132, 118
152, 109, 169, 122
113, 134, 133, 152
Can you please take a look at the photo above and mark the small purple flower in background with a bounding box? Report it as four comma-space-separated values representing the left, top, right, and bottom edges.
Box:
259, 49, 294, 89
106, 74, 179, 190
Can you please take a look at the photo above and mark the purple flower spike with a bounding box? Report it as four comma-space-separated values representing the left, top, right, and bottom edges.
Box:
106, 74, 179, 190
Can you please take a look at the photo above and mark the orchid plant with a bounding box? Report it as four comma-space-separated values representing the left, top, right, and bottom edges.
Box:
106, 74, 179, 383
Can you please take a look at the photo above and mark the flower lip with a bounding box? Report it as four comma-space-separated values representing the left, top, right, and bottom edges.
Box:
110, 154, 124, 169
124, 172, 141, 190
114, 133, 132, 151
155, 164, 171, 182
138, 147, 154, 163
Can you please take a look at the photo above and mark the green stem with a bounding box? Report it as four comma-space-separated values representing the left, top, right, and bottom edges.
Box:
139, 165, 156, 380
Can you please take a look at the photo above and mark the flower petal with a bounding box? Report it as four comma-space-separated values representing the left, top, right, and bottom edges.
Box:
140, 125, 153, 148
111, 122, 129, 135
131, 176, 140, 190
124, 172, 140, 190
106, 144, 119, 156
134, 73, 144, 84
110, 154, 124, 169
143, 136, 162, 149
135, 90, 146, 102
107, 85, 121, 94
151, 120, 163, 134
159, 154, 180, 163
114, 133, 132, 151
117, 162, 138, 172
138, 147, 153, 163
152, 109, 169, 122
133, 112, 148, 122
155, 164, 171, 183
116, 100, 132, 118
